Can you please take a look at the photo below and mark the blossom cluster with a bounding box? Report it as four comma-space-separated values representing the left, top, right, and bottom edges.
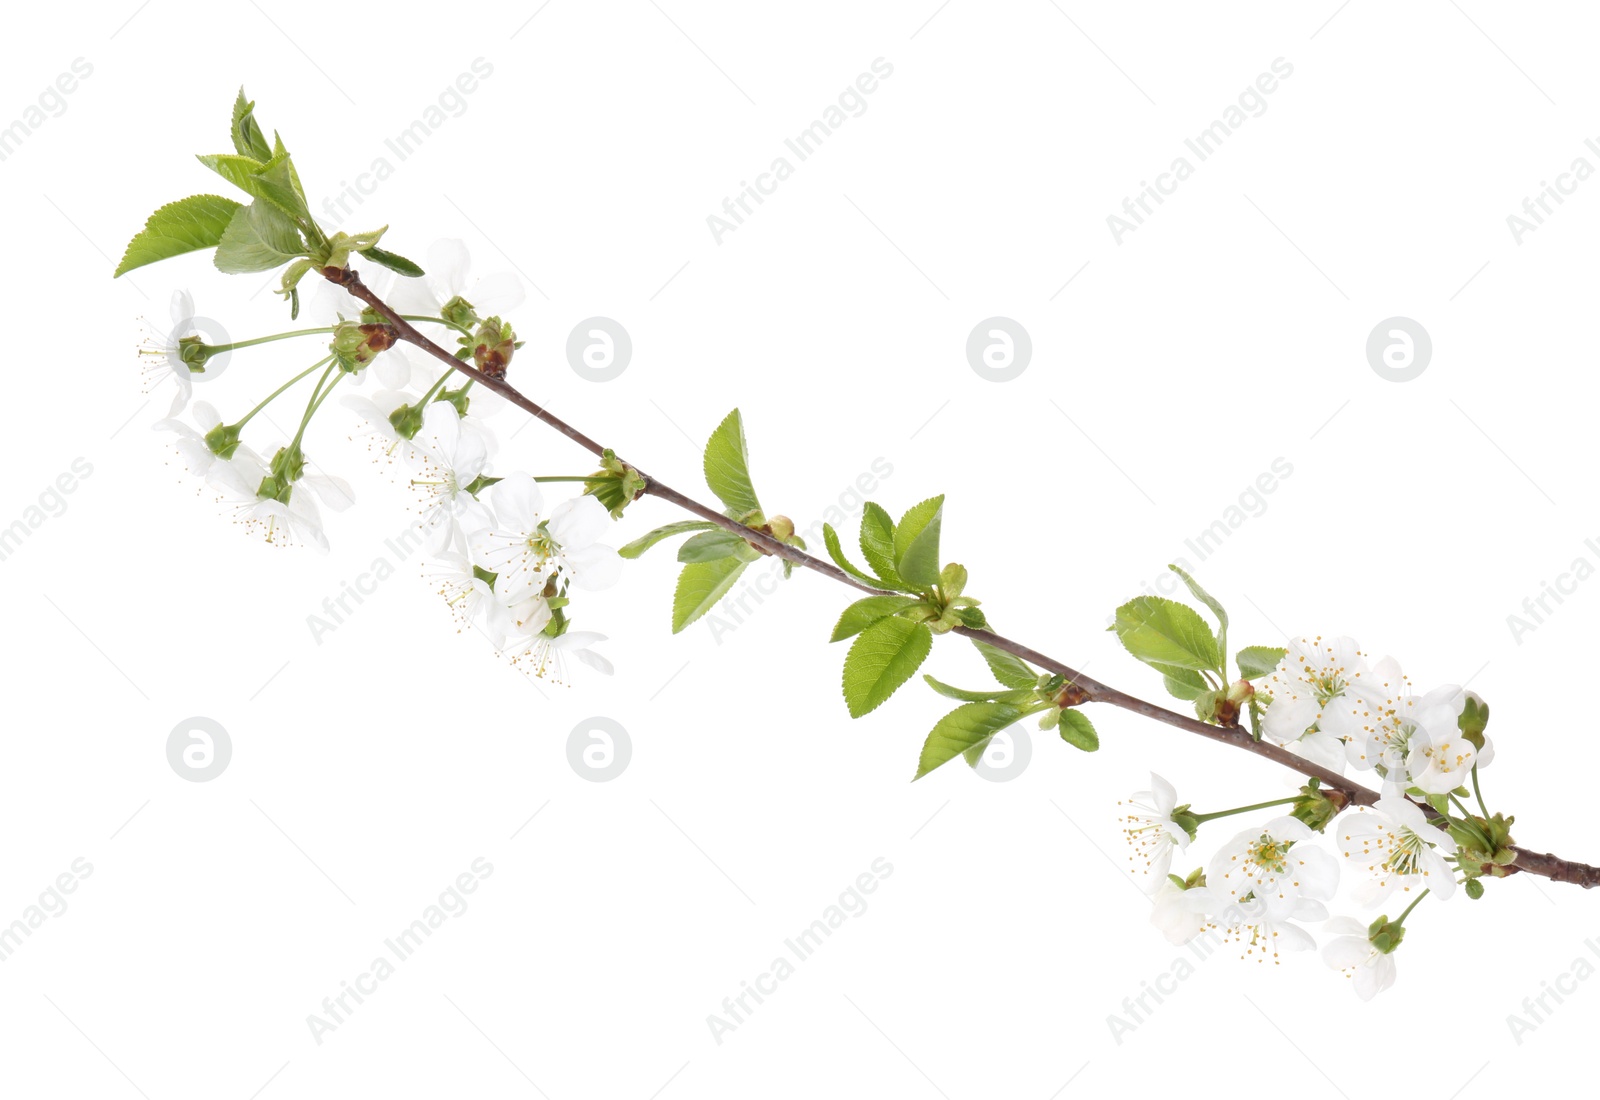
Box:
1123, 635, 1495, 999
141, 242, 620, 682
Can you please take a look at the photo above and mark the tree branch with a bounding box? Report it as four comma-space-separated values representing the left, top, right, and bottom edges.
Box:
325, 265, 1600, 890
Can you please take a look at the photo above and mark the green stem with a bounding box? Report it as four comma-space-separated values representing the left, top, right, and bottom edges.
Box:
1471, 764, 1490, 819
1188, 795, 1300, 825
291, 362, 343, 451
237, 356, 334, 429
532, 476, 609, 484
1448, 793, 1475, 821
1394, 888, 1431, 927
212, 327, 330, 352
417, 367, 457, 407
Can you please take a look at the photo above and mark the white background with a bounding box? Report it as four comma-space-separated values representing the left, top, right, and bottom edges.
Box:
3, 1, 1598, 1095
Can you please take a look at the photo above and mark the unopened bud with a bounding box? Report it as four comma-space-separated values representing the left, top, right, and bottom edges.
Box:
440, 295, 478, 330
1290, 781, 1348, 832
330, 319, 397, 371
471, 317, 517, 379
203, 421, 243, 459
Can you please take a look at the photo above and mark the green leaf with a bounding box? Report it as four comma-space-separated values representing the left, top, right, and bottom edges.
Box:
915, 701, 1024, 779
894, 495, 945, 588
1112, 596, 1222, 673
196, 152, 265, 194
678, 529, 753, 564
252, 151, 313, 223
114, 194, 243, 277
972, 639, 1036, 689
1058, 709, 1100, 752
360, 245, 424, 278
952, 606, 988, 630
231, 88, 272, 160
703, 409, 762, 517
859, 503, 903, 585
822, 523, 886, 588
1169, 565, 1227, 633
1153, 664, 1208, 701
923, 674, 1034, 704
671, 557, 748, 633
618, 521, 714, 559
1236, 645, 1287, 681
831, 596, 923, 643
842, 616, 933, 718
1170, 564, 1227, 661
213, 201, 307, 274
196, 151, 311, 225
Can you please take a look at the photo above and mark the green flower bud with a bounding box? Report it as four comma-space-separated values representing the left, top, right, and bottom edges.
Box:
330, 320, 397, 372
1290, 780, 1348, 833
1449, 811, 1519, 879
388, 402, 425, 440
1168, 805, 1200, 842
440, 295, 478, 330
203, 421, 243, 459
1367, 915, 1407, 955
469, 316, 518, 379
1202, 679, 1255, 727
268, 445, 305, 489
583, 449, 646, 519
